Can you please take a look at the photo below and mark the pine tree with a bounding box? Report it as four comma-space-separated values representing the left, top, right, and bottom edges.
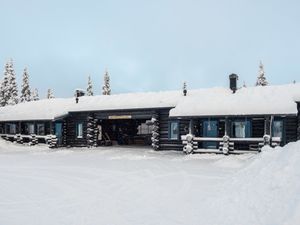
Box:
256, 61, 268, 86
47, 89, 54, 99
102, 69, 111, 95
20, 68, 31, 103
87, 75, 94, 96
32, 88, 39, 101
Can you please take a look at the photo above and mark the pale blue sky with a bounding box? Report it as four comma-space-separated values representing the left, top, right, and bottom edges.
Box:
0, 0, 299, 98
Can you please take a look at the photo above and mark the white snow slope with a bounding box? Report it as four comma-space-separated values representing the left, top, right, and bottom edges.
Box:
0, 140, 299, 225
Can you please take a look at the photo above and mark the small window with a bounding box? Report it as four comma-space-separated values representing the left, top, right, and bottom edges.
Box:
272, 120, 283, 138
76, 123, 83, 138
169, 121, 179, 140
232, 120, 251, 138
37, 124, 45, 135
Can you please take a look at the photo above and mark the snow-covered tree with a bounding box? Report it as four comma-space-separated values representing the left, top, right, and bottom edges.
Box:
47, 89, 55, 99
32, 88, 39, 101
0, 80, 4, 107
7, 60, 18, 105
0, 59, 18, 106
256, 61, 268, 86
20, 68, 31, 103
183, 81, 187, 96
87, 75, 93, 96
102, 70, 111, 95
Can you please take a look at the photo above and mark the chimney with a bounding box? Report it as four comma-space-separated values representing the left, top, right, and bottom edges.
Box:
75, 89, 85, 103
229, 74, 239, 93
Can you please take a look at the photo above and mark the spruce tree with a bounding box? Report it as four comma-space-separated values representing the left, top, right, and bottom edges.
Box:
256, 61, 268, 86
87, 75, 94, 96
20, 67, 31, 103
102, 69, 111, 95
0, 79, 4, 107
32, 88, 39, 101
47, 89, 54, 99
6, 59, 18, 105
1, 61, 11, 106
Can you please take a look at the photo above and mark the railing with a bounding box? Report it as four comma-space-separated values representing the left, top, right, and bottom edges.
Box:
181, 135, 281, 155
0, 133, 57, 148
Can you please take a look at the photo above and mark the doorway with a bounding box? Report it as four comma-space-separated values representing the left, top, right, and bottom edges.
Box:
202, 119, 218, 149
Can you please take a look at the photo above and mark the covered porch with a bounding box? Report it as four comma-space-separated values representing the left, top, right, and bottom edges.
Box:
179, 115, 290, 154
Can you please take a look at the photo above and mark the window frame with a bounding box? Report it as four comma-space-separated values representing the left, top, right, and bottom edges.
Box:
168, 121, 180, 140
76, 123, 83, 139
7, 123, 17, 134
231, 119, 252, 138
272, 118, 284, 139
26, 123, 35, 135
37, 123, 45, 136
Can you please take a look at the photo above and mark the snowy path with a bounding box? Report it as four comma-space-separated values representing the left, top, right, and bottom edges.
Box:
0, 141, 299, 225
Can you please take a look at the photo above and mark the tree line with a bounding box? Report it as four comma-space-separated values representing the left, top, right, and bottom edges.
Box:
0, 59, 111, 107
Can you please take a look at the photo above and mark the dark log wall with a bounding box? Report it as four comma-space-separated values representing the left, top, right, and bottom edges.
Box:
285, 116, 298, 144
158, 109, 189, 151
252, 118, 265, 138
65, 112, 88, 147
298, 103, 300, 141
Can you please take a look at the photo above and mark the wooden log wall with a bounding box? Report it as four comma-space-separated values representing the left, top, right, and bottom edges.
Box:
298, 103, 300, 141
65, 112, 88, 147
158, 109, 189, 151
285, 116, 298, 144
252, 118, 265, 138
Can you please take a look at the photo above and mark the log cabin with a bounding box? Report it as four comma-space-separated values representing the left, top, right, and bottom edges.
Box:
0, 75, 299, 154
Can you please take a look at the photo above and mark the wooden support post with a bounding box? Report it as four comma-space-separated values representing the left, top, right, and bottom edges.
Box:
270, 116, 274, 139
189, 119, 193, 134
264, 116, 271, 135
225, 117, 229, 136
18, 121, 21, 134
50, 122, 54, 135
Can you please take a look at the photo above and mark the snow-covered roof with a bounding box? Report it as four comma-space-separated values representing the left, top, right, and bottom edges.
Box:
0, 98, 74, 122
0, 91, 183, 121
170, 83, 300, 117
0, 83, 299, 122
69, 91, 182, 112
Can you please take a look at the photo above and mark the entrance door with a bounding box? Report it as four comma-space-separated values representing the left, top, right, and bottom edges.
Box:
202, 120, 218, 149
55, 123, 63, 145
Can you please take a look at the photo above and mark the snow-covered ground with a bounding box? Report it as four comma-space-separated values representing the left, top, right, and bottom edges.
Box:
0, 140, 299, 225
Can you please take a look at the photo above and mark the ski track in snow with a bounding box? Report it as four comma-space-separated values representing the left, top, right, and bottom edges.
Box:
0, 140, 299, 225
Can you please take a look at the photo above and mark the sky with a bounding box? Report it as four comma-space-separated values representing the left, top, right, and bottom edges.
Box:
0, 0, 299, 98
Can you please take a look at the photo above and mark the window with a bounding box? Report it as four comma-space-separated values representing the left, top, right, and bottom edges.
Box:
137, 121, 153, 135
5, 124, 16, 134
27, 123, 35, 134
232, 120, 251, 138
37, 124, 45, 135
7, 124, 16, 134
76, 123, 83, 138
272, 120, 283, 138
169, 121, 179, 140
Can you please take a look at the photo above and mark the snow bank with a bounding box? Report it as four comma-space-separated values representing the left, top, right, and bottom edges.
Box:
170, 83, 300, 117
